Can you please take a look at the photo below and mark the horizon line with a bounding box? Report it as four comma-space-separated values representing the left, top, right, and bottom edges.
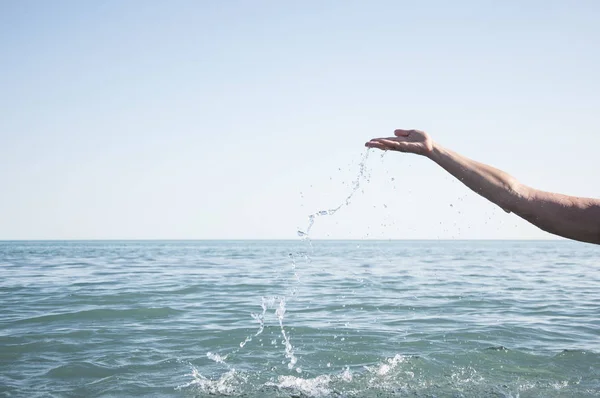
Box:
0, 238, 563, 242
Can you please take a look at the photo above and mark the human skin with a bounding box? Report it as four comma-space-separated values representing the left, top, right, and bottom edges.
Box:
366, 129, 600, 245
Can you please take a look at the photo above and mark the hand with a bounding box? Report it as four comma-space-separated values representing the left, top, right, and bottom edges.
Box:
365, 129, 434, 157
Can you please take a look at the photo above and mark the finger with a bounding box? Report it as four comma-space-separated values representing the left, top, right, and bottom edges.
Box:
379, 138, 415, 153
377, 139, 406, 152
380, 135, 409, 143
370, 138, 400, 148
367, 138, 398, 145
382, 140, 425, 154
378, 138, 404, 147
365, 141, 389, 150
394, 129, 411, 137
365, 138, 392, 150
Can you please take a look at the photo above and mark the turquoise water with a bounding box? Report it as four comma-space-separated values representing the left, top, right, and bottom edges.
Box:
1, 240, 599, 397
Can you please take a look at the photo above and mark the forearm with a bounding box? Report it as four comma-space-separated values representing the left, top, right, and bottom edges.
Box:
427, 143, 524, 213
427, 142, 600, 244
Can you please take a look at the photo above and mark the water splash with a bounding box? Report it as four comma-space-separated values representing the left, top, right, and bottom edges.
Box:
184, 349, 587, 397
340, 366, 353, 382
239, 296, 270, 348
205, 149, 372, 378
297, 149, 372, 239
285, 149, 373, 373
252, 297, 269, 336
276, 297, 297, 370
177, 367, 246, 395
206, 352, 227, 364
209, 296, 276, 361
267, 374, 332, 397
367, 354, 407, 376
288, 252, 300, 284
225, 295, 299, 373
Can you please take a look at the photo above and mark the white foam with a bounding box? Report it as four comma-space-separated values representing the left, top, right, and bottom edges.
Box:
267, 374, 332, 397
340, 366, 353, 382
366, 354, 407, 376
177, 367, 245, 395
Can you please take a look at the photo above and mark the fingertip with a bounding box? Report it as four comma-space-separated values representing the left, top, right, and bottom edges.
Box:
365, 141, 386, 150
394, 129, 410, 137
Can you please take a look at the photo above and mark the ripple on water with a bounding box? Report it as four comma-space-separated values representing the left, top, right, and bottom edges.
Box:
1, 240, 599, 397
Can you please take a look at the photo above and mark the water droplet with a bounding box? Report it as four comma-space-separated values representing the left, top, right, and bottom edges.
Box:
327, 362, 331, 367
297, 230, 307, 237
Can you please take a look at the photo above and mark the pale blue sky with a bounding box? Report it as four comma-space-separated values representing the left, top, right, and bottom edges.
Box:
1, 1, 599, 240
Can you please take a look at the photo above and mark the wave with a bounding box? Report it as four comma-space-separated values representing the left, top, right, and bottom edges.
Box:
12, 307, 184, 325
45, 361, 120, 379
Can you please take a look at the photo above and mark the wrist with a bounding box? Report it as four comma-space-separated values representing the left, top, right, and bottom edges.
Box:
426, 141, 442, 161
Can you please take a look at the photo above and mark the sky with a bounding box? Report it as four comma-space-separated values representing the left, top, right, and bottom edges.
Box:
0, 0, 599, 240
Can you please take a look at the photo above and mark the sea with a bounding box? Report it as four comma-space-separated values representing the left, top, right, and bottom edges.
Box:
0, 239, 599, 397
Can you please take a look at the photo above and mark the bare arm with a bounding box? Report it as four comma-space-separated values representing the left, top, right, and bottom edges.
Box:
366, 129, 600, 245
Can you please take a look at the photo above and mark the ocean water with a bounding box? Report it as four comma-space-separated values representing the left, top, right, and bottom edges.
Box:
0, 240, 599, 397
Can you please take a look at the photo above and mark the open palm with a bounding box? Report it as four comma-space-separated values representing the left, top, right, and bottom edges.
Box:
366, 129, 433, 156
